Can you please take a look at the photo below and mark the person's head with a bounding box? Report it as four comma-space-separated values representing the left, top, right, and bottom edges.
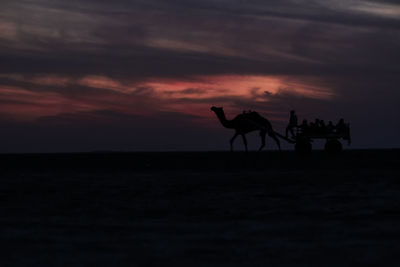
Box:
302, 119, 308, 124
328, 121, 333, 125
290, 110, 295, 115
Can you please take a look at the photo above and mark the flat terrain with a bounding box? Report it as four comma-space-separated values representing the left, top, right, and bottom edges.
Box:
1, 150, 400, 266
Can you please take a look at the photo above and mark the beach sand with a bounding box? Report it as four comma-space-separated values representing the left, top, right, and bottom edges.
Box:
1, 150, 399, 266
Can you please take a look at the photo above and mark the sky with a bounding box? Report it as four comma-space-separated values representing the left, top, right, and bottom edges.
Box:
0, 0, 399, 152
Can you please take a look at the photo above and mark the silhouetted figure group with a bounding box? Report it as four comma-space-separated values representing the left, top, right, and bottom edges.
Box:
285, 110, 350, 138
211, 106, 351, 152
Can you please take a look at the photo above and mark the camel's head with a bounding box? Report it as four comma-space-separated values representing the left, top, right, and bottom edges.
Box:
210, 106, 223, 113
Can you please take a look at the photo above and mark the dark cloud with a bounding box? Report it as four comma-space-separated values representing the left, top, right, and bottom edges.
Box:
2, 0, 399, 77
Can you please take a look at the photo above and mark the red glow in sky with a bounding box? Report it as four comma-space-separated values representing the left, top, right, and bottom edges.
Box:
0, 74, 334, 121
1, 0, 399, 151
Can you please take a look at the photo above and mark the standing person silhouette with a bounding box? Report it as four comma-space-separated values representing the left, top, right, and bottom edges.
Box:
286, 110, 298, 138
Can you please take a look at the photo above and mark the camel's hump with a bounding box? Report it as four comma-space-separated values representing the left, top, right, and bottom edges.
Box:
234, 111, 263, 121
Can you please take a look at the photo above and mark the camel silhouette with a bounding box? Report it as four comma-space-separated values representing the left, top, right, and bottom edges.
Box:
211, 106, 281, 152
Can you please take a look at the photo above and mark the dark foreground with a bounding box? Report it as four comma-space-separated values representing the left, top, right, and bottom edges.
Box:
1, 150, 400, 266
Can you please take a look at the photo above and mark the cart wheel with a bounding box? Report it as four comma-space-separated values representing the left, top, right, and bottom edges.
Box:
295, 139, 312, 154
325, 139, 342, 153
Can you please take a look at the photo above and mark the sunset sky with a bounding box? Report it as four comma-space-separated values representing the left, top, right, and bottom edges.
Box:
1, 0, 399, 152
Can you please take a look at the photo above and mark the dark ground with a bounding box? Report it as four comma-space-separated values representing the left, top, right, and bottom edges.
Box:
1, 150, 400, 266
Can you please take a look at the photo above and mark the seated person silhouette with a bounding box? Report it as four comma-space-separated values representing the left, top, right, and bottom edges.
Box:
319, 120, 327, 134
309, 122, 316, 135
336, 118, 346, 135
327, 121, 334, 134
285, 110, 298, 138
299, 119, 309, 134
314, 119, 321, 134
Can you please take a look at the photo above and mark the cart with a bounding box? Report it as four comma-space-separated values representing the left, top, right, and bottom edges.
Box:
276, 123, 351, 153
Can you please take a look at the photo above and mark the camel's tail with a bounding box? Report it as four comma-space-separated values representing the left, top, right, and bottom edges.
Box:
246, 118, 292, 142
274, 131, 296, 144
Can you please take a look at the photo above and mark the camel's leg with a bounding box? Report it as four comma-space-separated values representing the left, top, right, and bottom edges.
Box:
230, 133, 239, 152
269, 131, 281, 151
258, 131, 266, 152
241, 134, 248, 152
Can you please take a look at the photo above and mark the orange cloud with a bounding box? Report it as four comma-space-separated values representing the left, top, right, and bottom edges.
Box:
146, 75, 334, 100
78, 75, 132, 92
144, 75, 334, 117
0, 74, 335, 122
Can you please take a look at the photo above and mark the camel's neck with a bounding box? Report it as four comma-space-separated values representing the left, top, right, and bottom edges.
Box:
213, 110, 234, 129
